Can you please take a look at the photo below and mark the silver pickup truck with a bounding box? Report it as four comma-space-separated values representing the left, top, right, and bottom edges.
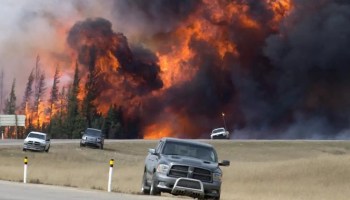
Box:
141, 138, 230, 200
23, 131, 51, 152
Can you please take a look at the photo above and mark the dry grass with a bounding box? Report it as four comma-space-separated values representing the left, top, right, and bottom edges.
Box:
0, 140, 350, 200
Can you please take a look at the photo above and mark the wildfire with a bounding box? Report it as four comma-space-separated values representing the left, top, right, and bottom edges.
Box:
143, 123, 172, 139
144, 0, 293, 138
21, 0, 295, 139
268, 0, 293, 29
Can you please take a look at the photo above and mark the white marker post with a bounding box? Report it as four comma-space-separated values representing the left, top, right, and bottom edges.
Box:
23, 157, 28, 184
108, 159, 114, 192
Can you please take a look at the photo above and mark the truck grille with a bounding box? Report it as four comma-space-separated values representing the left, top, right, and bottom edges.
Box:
27, 141, 41, 146
176, 179, 201, 189
169, 165, 212, 182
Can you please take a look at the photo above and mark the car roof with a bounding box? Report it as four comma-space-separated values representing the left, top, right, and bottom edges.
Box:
213, 127, 225, 131
29, 131, 46, 136
161, 137, 213, 148
86, 128, 101, 131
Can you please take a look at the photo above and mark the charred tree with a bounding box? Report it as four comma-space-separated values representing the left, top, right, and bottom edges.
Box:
82, 48, 99, 128
21, 70, 34, 113
3, 79, 16, 114
34, 73, 46, 128
65, 62, 85, 138
49, 67, 60, 118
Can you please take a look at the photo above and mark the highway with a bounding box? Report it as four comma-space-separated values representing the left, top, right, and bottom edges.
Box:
0, 139, 152, 146
0, 180, 176, 200
0, 139, 177, 200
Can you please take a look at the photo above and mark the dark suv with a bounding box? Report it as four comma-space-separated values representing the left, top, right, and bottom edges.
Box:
80, 128, 104, 149
141, 137, 230, 200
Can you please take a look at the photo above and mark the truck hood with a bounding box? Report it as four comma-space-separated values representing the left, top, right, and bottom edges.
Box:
24, 137, 45, 143
164, 155, 219, 171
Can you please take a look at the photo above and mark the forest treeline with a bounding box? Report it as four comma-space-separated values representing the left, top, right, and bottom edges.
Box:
1, 56, 126, 139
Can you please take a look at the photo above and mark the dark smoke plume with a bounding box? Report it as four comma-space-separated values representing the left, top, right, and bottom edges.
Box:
62, 1, 350, 139
67, 17, 163, 93
261, 0, 350, 139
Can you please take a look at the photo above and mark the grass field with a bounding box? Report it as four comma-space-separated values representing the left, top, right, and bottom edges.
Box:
0, 140, 349, 200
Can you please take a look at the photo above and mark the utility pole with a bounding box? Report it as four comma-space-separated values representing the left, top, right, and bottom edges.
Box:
222, 112, 227, 130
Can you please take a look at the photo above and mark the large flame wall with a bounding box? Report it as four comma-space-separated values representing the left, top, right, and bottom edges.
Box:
2, 0, 350, 139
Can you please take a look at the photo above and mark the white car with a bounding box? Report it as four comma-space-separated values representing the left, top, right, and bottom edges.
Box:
210, 128, 230, 139
23, 131, 51, 152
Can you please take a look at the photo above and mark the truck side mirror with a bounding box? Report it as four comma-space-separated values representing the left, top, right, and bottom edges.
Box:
148, 148, 157, 155
219, 160, 230, 166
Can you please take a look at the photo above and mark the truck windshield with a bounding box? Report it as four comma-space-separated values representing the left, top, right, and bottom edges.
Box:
85, 129, 101, 136
213, 128, 225, 133
162, 141, 218, 162
28, 133, 45, 140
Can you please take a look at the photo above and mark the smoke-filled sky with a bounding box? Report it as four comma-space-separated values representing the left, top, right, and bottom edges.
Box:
1, 0, 350, 139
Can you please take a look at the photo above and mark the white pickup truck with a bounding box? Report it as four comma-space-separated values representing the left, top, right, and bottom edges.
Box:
210, 128, 230, 139
23, 131, 51, 152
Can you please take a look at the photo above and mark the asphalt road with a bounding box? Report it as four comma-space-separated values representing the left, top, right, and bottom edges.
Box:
0, 140, 178, 200
0, 180, 177, 200
0, 139, 150, 146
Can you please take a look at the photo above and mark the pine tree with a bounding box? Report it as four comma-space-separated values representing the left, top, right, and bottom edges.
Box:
103, 105, 123, 139
34, 73, 46, 128
49, 67, 60, 118
66, 62, 84, 138
58, 86, 67, 117
47, 67, 61, 136
21, 70, 34, 113
3, 79, 16, 114
82, 49, 99, 127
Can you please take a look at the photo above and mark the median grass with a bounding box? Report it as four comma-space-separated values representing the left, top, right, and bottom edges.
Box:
0, 140, 349, 200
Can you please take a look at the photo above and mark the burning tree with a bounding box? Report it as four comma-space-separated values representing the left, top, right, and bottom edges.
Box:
8, 0, 350, 139
3, 79, 16, 115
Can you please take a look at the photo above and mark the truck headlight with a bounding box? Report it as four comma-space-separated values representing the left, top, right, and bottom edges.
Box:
97, 138, 101, 142
157, 164, 170, 174
213, 172, 222, 182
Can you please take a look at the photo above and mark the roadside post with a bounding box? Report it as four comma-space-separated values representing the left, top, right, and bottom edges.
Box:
108, 159, 114, 192
23, 156, 28, 184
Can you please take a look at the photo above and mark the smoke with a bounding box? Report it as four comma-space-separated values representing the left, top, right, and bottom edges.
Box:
260, 0, 350, 139
1, 0, 350, 139
110, 0, 200, 38
67, 17, 163, 98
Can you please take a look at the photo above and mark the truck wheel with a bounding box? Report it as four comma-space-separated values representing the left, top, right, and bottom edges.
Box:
141, 171, 150, 194
45, 145, 50, 153
203, 197, 220, 200
150, 173, 160, 195
23, 148, 26, 151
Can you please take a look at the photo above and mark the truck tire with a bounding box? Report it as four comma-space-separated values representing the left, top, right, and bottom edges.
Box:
141, 171, 150, 194
45, 145, 50, 153
150, 173, 160, 195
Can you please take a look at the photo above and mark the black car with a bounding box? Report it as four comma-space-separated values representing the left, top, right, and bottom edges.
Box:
80, 128, 104, 149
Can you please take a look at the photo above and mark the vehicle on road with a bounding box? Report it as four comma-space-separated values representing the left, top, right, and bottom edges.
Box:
23, 131, 50, 152
80, 128, 104, 149
210, 128, 229, 139
141, 137, 230, 200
